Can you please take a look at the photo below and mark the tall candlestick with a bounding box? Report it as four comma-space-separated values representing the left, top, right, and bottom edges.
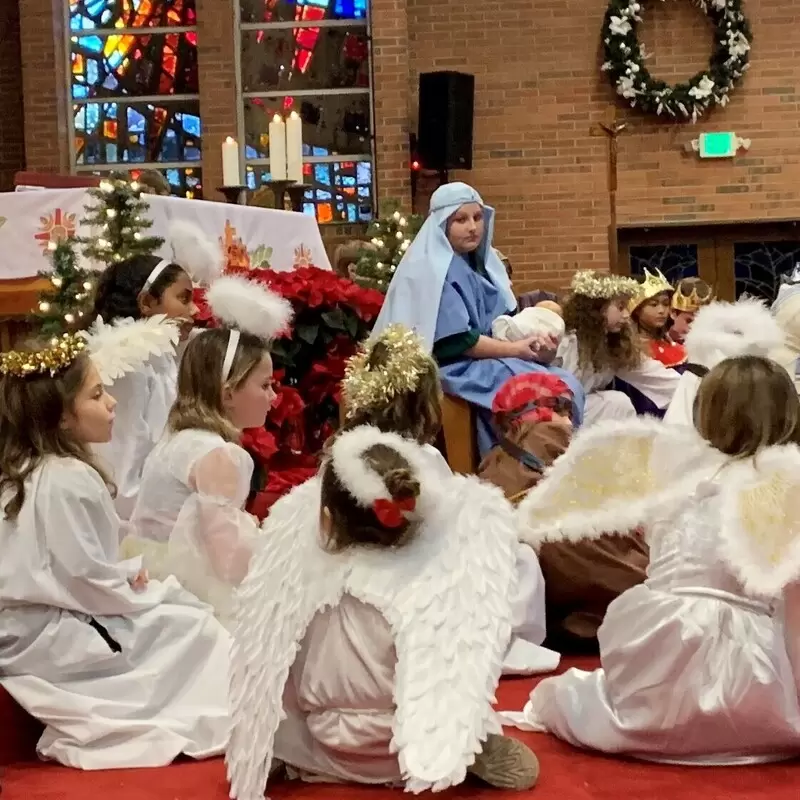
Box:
221, 136, 241, 187
286, 111, 304, 184
268, 114, 287, 180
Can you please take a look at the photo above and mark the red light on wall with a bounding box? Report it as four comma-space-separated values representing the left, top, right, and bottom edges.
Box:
411, 159, 420, 170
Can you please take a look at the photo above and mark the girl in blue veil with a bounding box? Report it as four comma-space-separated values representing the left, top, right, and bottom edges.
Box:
372, 182, 585, 456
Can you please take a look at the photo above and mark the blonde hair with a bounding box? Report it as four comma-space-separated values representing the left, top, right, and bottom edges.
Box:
0, 351, 113, 520
694, 355, 800, 458
168, 327, 269, 441
320, 442, 421, 552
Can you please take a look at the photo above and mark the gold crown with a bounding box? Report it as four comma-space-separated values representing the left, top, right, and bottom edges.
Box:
0, 333, 86, 378
671, 284, 714, 313
628, 269, 673, 313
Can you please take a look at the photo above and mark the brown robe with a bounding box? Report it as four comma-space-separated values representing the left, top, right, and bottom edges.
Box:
478, 420, 649, 650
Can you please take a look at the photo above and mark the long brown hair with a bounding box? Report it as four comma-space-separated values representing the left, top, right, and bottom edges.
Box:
321, 442, 422, 552
694, 355, 800, 459
562, 293, 641, 373
168, 327, 269, 442
0, 352, 113, 520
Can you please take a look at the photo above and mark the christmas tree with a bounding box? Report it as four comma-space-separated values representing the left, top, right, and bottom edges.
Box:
33, 238, 95, 336
81, 176, 164, 266
353, 201, 422, 292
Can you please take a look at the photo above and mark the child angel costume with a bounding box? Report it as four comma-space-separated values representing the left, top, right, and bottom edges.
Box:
226, 428, 527, 799
663, 298, 784, 427
0, 320, 231, 770
502, 416, 800, 764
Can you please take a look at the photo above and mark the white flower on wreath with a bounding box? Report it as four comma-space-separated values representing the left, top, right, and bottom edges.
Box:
727, 30, 750, 59
616, 75, 638, 99
608, 15, 632, 36
710, 0, 729, 10
688, 75, 715, 100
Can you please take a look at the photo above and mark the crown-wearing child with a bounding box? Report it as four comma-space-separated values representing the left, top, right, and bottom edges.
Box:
478, 373, 648, 652
627, 269, 687, 368
504, 355, 800, 764
668, 276, 714, 345
123, 275, 293, 628
0, 322, 231, 770
226, 426, 540, 798
558, 270, 681, 425
342, 326, 555, 676
664, 297, 784, 427
90, 221, 223, 520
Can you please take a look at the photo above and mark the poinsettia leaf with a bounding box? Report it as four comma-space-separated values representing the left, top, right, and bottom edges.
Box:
296, 322, 319, 344
344, 312, 359, 338
321, 308, 346, 330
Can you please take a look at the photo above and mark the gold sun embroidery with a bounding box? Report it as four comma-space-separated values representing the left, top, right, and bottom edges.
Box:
34, 208, 77, 253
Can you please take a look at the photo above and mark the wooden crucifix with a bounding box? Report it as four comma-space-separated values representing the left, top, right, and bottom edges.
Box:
591, 108, 628, 272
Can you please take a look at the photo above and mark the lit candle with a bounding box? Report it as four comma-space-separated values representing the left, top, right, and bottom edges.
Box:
268, 114, 287, 180
286, 111, 304, 184
221, 136, 240, 187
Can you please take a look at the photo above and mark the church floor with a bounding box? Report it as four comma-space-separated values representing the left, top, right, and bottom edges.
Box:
3, 656, 798, 799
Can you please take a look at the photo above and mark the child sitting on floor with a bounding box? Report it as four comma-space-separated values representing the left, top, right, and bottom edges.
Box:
123, 274, 293, 627
668, 276, 714, 344
227, 426, 540, 797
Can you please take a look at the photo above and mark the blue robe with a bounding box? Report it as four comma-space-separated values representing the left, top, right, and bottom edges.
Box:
435, 255, 585, 455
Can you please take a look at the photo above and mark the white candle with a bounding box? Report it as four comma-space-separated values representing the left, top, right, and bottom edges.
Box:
268, 114, 287, 180
221, 136, 240, 186
286, 110, 304, 184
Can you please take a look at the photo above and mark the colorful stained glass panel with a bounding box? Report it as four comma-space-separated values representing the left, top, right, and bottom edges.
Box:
245, 160, 372, 223
239, 0, 367, 24
73, 100, 201, 164
244, 94, 370, 159
71, 32, 199, 98
69, 0, 197, 31
241, 28, 369, 92
81, 166, 203, 199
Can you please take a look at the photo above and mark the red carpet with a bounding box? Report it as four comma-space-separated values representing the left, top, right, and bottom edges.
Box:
3, 656, 798, 799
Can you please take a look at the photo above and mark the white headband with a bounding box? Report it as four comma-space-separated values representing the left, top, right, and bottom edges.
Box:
222, 329, 241, 382
141, 259, 170, 294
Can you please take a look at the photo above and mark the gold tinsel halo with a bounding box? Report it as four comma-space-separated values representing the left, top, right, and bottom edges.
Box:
342, 324, 435, 418
570, 270, 639, 300
0, 334, 86, 378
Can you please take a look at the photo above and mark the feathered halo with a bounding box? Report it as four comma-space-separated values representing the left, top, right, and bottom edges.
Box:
80, 314, 180, 384
342, 324, 435, 419
206, 275, 293, 342
169, 219, 225, 286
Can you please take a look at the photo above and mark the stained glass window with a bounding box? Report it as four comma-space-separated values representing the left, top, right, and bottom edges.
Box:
68, 1, 202, 198
629, 245, 699, 285
734, 241, 800, 303
237, 0, 373, 223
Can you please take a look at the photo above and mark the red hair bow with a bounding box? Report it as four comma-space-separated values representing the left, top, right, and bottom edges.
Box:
373, 496, 416, 528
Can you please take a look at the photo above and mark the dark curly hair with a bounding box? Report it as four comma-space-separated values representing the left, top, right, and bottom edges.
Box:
562, 293, 641, 374
92, 254, 186, 322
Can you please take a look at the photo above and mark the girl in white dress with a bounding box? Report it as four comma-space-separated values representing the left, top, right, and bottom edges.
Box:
0, 321, 231, 770
341, 325, 557, 675
226, 426, 540, 799
504, 355, 800, 765
90, 222, 222, 520
558, 270, 681, 424
124, 275, 293, 627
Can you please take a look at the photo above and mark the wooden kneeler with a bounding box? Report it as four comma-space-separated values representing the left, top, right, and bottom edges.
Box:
440, 394, 478, 474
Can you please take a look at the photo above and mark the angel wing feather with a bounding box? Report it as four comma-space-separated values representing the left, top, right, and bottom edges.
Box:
719, 444, 800, 596
516, 416, 713, 548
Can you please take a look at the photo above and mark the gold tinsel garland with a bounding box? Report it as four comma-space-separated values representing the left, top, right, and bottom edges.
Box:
343, 325, 435, 416
570, 270, 639, 300
0, 334, 86, 378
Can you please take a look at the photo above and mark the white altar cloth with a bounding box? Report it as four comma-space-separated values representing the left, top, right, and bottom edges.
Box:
0, 189, 331, 280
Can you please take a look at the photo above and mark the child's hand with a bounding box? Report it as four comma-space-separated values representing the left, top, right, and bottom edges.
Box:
128, 568, 149, 592
510, 336, 546, 361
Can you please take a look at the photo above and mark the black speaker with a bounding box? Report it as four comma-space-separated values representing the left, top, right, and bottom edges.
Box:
417, 71, 474, 171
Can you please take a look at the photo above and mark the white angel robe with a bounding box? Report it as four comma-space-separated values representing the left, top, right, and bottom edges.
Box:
226, 474, 519, 799
558, 333, 679, 425
420, 443, 554, 675
504, 418, 800, 765
93, 350, 178, 520
0, 457, 231, 770
125, 428, 260, 627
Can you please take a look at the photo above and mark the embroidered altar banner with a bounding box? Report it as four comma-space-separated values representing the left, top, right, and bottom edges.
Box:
0, 189, 331, 280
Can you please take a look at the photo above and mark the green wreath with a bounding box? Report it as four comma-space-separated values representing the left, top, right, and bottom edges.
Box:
601, 0, 752, 122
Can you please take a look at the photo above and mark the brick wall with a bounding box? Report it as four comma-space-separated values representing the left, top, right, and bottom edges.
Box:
0, 0, 25, 191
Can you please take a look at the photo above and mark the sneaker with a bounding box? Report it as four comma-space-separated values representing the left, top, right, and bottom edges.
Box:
468, 733, 540, 790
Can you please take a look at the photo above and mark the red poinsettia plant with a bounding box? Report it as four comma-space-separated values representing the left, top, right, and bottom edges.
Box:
195, 265, 384, 517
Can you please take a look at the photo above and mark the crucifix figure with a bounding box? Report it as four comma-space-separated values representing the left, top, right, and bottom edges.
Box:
592, 110, 628, 272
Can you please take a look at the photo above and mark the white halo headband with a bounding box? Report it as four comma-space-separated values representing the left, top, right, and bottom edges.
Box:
330, 426, 429, 508
222, 329, 241, 383
141, 259, 170, 294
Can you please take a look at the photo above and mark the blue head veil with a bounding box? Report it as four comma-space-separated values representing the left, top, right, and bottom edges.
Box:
371, 182, 516, 351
